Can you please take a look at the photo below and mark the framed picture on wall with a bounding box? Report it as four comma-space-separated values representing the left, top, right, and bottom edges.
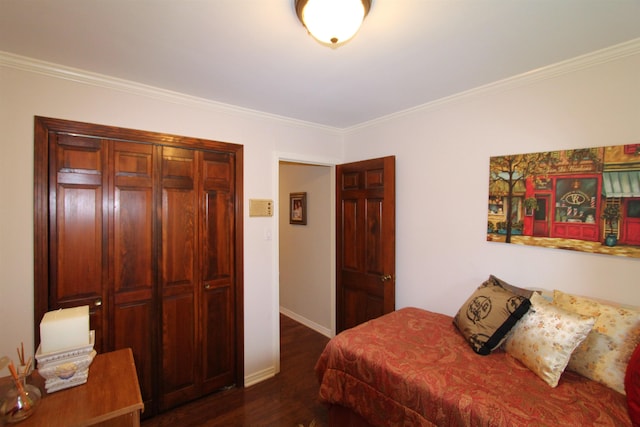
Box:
289, 192, 307, 225
487, 144, 640, 258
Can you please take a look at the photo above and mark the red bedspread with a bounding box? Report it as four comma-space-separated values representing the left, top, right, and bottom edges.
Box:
315, 307, 631, 427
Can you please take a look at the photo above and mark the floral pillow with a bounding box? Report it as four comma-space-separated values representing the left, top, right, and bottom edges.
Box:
553, 289, 640, 395
504, 292, 596, 387
453, 279, 531, 355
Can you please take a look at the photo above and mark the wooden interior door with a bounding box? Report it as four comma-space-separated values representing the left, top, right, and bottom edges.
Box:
336, 156, 395, 333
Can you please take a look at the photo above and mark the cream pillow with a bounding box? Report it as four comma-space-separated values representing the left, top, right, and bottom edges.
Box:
553, 289, 640, 394
504, 292, 596, 387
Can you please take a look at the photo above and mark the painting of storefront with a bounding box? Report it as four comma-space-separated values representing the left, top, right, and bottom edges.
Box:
488, 144, 640, 258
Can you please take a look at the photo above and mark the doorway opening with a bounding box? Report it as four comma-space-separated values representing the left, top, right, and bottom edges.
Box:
275, 158, 335, 374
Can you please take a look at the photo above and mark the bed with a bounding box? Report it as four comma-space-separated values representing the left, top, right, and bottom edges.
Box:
315, 306, 636, 426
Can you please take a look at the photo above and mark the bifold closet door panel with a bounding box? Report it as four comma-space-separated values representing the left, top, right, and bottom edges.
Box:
159, 146, 199, 410
200, 151, 236, 392
49, 133, 108, 354
111, 141, 156, 408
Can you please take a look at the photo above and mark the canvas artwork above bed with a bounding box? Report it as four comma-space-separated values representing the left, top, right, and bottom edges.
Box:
487, 143, 640, 258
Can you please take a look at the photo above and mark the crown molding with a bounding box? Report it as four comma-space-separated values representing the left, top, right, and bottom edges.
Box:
2, 37, 639, 134
344, 37, 640, 133
0, 51, 342, 135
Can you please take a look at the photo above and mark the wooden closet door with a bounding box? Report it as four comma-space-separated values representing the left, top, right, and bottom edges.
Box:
35, 116, 245, 418
159, 146, 199, 410
110, 141, 156, 410
200, 151, 236, 393
49, 134, 108, 353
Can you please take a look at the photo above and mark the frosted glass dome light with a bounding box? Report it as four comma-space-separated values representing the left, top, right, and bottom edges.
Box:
295, 0, 371, 46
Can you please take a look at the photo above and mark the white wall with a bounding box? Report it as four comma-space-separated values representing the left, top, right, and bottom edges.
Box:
0, 56, 343, 380
278, 162, 333, 337
1, 41, 639, 383
343, 45, 640, 316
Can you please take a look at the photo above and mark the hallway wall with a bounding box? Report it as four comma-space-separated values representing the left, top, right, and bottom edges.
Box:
279, 162, 333, 337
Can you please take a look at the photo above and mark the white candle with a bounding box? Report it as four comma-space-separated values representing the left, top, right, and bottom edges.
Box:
40, 306, 90, 353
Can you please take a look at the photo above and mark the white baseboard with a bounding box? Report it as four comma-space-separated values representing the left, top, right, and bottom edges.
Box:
279, 307, 332, 338
244, 365, 276, 387
243, 308, 332, 388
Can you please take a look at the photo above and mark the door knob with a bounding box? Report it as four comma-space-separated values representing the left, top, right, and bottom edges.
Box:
94, 298, 102, 307
380, 274, 392, 282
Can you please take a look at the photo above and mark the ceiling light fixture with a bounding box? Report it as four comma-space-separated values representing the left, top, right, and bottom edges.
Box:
295, 0, 371, 47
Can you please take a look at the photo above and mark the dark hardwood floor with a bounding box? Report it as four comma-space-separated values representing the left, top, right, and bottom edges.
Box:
142, 314, 330, 427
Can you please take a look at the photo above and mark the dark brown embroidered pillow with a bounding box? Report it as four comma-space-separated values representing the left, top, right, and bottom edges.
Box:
481, 274, 534, 299
453, 283, 531, 355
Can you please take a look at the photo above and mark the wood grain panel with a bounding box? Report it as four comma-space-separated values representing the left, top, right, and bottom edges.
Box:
114, 187, 153, 289
365, 168, 384, 188
202, 151, 231, 188
202, 285, 234, 392
114, 301, 154, 411
341, 171, 359, 190
56, 185, 103, 296
341, 199, 359, 271
203, 191, 231, 281
161, 293, 197, 409
56, 133, 102, 173
162, 189, 196, 287
365, 198, 383, 275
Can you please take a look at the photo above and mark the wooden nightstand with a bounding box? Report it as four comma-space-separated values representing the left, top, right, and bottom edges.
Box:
1, 348, 143, 426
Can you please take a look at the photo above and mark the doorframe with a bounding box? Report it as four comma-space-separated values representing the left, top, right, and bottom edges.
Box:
272, 152, 340, 374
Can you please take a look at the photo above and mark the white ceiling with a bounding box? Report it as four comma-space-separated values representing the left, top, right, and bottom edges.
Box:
1, 0, 640, 129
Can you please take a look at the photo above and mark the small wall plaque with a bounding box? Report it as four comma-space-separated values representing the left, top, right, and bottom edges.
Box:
249, 199, 273, 217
